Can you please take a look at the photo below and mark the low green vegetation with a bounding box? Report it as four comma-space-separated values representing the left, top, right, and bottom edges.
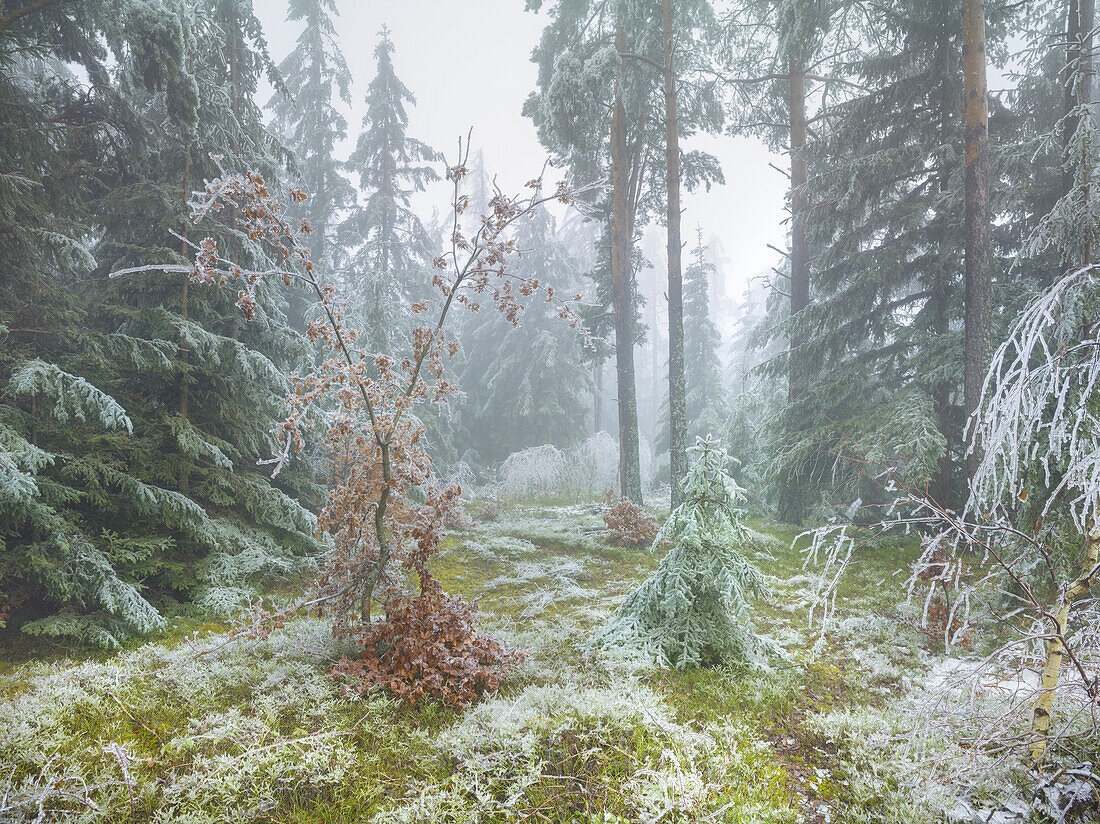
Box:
0, 500, 957, 824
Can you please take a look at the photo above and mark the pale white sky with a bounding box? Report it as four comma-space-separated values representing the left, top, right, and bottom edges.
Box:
253, 0, 788, 301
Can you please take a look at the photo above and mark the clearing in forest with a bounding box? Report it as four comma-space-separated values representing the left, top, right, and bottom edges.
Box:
0, 500, 949, 824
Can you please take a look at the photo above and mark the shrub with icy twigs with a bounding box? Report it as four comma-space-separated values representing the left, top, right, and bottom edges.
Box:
445, 460, 477, 493
498, 434, 659, 501
569, 431, 619, 494
500, 444, 569, 497
478, 496, 501, 522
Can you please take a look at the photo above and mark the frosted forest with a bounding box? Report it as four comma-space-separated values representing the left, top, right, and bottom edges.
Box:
2, 0, 1100, 821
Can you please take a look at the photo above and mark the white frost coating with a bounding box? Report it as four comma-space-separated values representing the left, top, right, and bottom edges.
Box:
499, 444, 569, 496
8, 359, 132, 433
799, 261, 1100, 762
497, 432, 658, 499
570, 430, 618, 494
590, 437, 779, 668
0, 423, 53, 504
969, 264, 1100, 532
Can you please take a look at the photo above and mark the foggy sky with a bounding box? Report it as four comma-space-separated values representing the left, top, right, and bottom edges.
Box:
254, 0, 788, 305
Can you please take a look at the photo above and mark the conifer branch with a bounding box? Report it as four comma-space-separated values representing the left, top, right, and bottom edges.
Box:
0, 0, 66, 31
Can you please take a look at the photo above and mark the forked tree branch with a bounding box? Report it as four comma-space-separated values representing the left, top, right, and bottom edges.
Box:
0, 0, 67, 30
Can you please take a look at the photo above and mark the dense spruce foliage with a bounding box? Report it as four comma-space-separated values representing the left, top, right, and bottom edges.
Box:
338, 27, 439, 350
0, 0, 321, 647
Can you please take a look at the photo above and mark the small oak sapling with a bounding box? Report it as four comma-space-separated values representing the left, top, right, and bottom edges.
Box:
120, 146, 584, 709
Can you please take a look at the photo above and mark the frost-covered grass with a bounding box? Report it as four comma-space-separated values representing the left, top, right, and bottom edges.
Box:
0, 619, 453, 823
0, 501, 1016, 823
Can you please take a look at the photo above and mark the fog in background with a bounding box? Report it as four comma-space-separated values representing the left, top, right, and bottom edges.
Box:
254, 0, 788, 322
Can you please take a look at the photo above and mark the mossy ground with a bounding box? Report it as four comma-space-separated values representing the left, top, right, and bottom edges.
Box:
0, 499, 937, 823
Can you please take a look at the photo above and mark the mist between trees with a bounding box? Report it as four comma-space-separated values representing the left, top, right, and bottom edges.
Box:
1, 1, 1100, 823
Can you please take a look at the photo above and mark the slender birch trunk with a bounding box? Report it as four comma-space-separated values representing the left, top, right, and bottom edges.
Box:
1030, 528, 1100, 763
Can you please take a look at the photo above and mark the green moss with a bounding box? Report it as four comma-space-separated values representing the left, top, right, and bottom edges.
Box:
514, 724, 667, 823
0, 502, 935, 824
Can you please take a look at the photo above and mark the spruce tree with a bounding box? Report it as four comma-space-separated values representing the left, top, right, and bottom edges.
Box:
93, 0, 322, 612
720, 0, 860, 522
682, 230, 728, 440
463, 148, 493, 218
998, 0, 1089, 308
266, 0, 355, 278
590, 437, 776, 668
656, 229, 728, 463
755, 0, 1014, 511
0, 0, 321, 647
339, 28, 439, 352
0, 0, 198, 645
453, 206, 591, 466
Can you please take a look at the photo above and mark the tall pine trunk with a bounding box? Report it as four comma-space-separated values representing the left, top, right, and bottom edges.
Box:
663, 0, 687, 508
594, 359, 603, 435
612, 19, 643, 504
962, 0, 991, 481
227, 0, 241, 341
777, 54, 808, 524
931, 29, 956, 508
179, 154, 191, 418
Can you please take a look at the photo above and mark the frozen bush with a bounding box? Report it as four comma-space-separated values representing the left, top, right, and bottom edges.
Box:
499, 444, 569, 497
498, 434, 658, 501
590, 437, 779, 668
569, 431, 619, 495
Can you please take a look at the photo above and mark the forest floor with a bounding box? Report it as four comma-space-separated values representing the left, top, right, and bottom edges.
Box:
0, 499, 1024, 824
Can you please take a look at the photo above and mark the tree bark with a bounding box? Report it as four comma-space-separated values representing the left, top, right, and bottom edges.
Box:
178, 45, 194, 495
962, 0, 991, 483
612, 18, 644, 504
1030, 527, 1100, 763
929, 18, 957, 508
180, 151, 191, 430
777, 54, 809, 524
663, 0, 687, 508
594, 359, 603, 435
787, 58, 809, 403
227, 1, 241, 341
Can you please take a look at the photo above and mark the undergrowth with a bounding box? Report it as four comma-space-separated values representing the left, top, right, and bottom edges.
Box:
0, 501, 966, 823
